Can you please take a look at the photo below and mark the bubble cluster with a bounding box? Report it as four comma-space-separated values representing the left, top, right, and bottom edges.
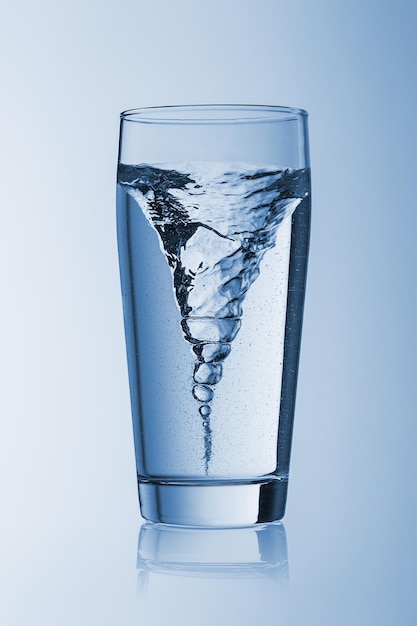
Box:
190, 339, 231, 428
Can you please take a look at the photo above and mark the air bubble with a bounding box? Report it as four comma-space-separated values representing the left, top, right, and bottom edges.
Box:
193, 384, 213, 403
194, 362, 222, 385
193, 342, 231, 363
199, 405, 211, 417
182, 317, 241, 343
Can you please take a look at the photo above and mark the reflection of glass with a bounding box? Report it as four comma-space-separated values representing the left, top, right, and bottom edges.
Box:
136, 522, 290, 623
117, 105, 310, 526
137, 521, 289, 581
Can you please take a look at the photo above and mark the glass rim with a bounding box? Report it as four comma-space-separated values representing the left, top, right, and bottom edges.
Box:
120, 104, 308, 125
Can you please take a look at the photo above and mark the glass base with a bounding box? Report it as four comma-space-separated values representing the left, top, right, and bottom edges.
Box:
138, 479, 288, 527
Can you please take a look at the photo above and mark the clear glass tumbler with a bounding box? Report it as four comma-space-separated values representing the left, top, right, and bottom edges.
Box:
116, 105, 310, 526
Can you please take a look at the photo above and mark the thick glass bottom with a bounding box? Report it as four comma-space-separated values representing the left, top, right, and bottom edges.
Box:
138, 478, 288, 527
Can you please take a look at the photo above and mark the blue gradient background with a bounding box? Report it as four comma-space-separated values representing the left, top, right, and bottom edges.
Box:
1, 1, 416, 624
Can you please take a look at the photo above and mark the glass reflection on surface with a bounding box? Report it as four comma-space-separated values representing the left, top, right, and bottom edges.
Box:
136, 522, 289, 625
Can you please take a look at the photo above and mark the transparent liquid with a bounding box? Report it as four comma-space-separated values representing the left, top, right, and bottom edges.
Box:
117, 162, 310, 479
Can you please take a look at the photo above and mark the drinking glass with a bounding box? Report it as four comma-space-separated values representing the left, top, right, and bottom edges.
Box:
116, 105, 310, 526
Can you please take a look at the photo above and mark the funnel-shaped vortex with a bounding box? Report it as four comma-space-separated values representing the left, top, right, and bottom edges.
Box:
118, 162, 310, 472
